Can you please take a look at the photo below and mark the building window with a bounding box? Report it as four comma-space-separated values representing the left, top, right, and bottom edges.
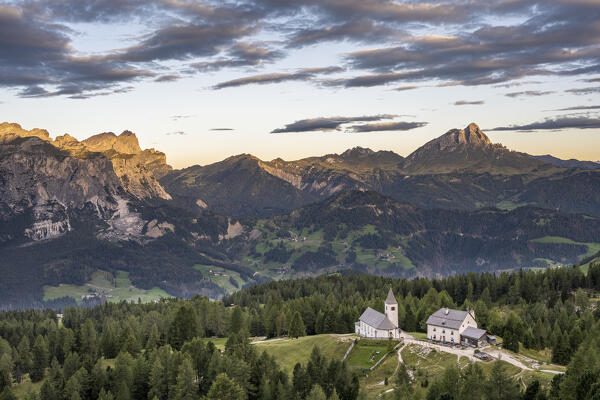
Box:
433, 328, 436, 331
391, 306, 395, 311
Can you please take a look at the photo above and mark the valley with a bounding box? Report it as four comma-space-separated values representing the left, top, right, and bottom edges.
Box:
2, 121, 600, 308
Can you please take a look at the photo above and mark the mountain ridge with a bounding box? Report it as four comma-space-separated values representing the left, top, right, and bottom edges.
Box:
162, 122, 600, 217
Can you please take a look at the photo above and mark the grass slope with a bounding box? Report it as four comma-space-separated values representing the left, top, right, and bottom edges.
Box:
346, 340, 392, 369
531, 236, 600, 260
253, 334, 352, 374
43, 270, 170, 304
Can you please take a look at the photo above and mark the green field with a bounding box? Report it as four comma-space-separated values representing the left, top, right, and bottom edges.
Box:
253, 334, 352, 374
205, 337, 229, 350
43, 270, 170, 304
361, 352, 399, 399
193, 264, 247, 294
531, 236, 600, 260
496, 201, 530, 211
346, 340, 393, 369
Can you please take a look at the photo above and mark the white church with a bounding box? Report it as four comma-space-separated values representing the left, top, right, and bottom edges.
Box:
355, 288, 401, 339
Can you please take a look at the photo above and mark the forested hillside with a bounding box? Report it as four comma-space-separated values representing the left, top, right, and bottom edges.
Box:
0, 265, 599, 399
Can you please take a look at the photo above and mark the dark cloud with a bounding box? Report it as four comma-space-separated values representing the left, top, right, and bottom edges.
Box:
505, 90, 555, 98
548, 105, 600, 112
298, 66, 344, 75
23, 0, 155, 23
214, 72, 311, 89
0, 4, 155, 98
454, 100, 484, 105
155, 74, 180, 82
113, 24, 257, 63
336, 1, 600, 87
210, 128, 235, 131
583, 77, 600, 83
3, 0, 600, 97
271, 114, 397, 133
347, 121, 428, 132
488, 116, 600, 131
213, 66, 342, 89
393, 85, 418, 91
287, 19, 403, 48
191, 41, 283, 71
565, 86, 600, 95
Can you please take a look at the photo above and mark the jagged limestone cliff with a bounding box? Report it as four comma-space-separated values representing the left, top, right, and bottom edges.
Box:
0, 122, 173, 243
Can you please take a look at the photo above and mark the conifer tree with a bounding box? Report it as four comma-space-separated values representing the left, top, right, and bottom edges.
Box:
174, 358, 198, 400
288, 312, 306, 339
206, 373, 245, 400
307, 385, 327, 400
169, 305, 200, 350
30, 336, 48, 382
229, 307, 245, 335
485, 361, 521, 400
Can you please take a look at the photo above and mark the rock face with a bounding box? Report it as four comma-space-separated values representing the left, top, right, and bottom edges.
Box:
0, 122, 172, 243
83, 131, 172, 199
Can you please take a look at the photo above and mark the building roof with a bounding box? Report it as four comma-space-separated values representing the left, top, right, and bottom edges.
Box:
359, 307, 397, 330
461, 326, 487, 340
385, 287, 397, 304
426, 308, 473, 330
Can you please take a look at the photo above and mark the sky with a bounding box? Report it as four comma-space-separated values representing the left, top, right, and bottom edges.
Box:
1, 0, 599, 168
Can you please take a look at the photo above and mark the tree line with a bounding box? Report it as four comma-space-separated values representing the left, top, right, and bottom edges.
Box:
0, 263, 598, 399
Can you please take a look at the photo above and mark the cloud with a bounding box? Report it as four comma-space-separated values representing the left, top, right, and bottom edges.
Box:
347, 121, 428, 132
565, 86, 600, 95
210, 128, 235, 131
113, 24, 257, 63
191, 41, 283, 71
271, 114, 397, 133
488, 116, 600, 132
213, 72, 311, 89
505, 90, 555, 98
155, 74, 180, 82
336, 1, 600, 87
170, 115, 194, 121
4, 0, 600, 97
393, 85, 419, 91
213, 66, 343, 89
454, 100, 484, 105
547, 105, 600, 112
582, 77, 600, 83
287, 19, 403, 48
0, 4, 156, 98
166, 131, 186, 136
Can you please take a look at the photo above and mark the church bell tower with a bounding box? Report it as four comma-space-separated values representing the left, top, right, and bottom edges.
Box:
385, 287, 398, 328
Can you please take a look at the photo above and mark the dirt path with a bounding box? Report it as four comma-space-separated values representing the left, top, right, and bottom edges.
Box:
401, 335, 532, 370
378, 342, 407, 386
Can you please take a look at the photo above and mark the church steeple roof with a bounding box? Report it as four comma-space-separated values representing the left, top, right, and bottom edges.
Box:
385, 287, 397, 304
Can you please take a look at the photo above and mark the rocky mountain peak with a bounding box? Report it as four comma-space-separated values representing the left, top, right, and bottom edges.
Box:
406, 122, 492, 160
436, 122, 491, 150
341, 146, 376, 158
0, 122, 51, 142
83, 130, 142, 154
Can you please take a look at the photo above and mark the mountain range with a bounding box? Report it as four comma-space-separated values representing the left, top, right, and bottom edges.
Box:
1, 121, 599, 308
163, 122, 600, 218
